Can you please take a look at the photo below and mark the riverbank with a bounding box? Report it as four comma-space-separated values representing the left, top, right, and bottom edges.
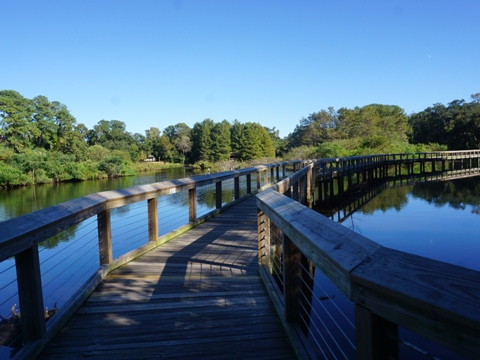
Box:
0, 155, 283, 189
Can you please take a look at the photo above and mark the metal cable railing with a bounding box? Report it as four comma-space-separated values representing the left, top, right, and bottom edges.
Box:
257, 158, 480, 359
0, 160, 324, 358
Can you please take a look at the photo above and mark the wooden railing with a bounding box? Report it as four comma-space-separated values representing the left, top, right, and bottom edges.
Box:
0, 161, 296, 359
256, 159, 480, 359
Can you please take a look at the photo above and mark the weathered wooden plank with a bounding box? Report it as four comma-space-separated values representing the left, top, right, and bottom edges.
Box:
15, 245, 46, 343
257, 188, 381, 296
42, 335, 293, 360
351, 246, 480, 358
39, 196, 295, 360
0, 193, 107, 262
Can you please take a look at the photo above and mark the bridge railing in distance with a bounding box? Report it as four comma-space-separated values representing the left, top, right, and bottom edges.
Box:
256, 159, 480, 359
0, 160, 296, 359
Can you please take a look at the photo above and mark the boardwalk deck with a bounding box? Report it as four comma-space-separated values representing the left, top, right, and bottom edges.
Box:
39, 197, 296, 359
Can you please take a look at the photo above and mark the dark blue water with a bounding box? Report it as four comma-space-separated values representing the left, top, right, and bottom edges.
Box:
342, 179, 480, 271
311, 176, 480, 359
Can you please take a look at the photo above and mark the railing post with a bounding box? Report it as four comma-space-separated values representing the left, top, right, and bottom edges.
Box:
148, 197, 158, 242
276, 165, 280, 180
256, 171, 261, 190
293, 179, 299, 201
98, 209, 112, 265
216, 181, 222, 209
355, 304, 398, 360
234, 177, 240, 200
263, 169, 268, 187
189, 187, 197, 222
15, 245, 46, 343
246, 174, 252, 194
307, 165, 313, 208
283, 234, 301, 322
270, 167, 275, 185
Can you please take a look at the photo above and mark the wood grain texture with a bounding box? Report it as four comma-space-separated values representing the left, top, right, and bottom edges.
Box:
39, 196, 295, 360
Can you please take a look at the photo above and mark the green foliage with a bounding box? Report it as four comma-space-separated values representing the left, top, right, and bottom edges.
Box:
230, 119, 245, 156
86, 145, 110, 162
111, 149, 132, 162
316, 142, 350, 158
4, 88, 477, 187
0, 90, 37, 152
240, 123, 274, 160
409, 98, 480, 149
283, 146, 318, 161
191, 119, 214, 162
0, 163, 32, 186
211, 120, 231, 161
288, 108, 337, 148
98, 155, 134, 178
265, 127, 287, 156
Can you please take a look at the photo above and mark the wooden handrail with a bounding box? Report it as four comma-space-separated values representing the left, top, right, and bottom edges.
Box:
256, 158, 480, 359
0, 161, 292, 358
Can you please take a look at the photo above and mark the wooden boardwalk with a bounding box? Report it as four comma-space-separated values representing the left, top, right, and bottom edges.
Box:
39, 196, 296, 359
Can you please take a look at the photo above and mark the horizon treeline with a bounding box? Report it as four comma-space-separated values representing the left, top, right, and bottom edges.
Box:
1, 89, 479, 187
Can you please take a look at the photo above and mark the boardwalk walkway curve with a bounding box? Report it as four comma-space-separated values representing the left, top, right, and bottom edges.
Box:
3, 152, 480, 359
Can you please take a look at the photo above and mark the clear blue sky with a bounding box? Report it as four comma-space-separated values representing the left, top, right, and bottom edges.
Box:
2, 0, 479, 138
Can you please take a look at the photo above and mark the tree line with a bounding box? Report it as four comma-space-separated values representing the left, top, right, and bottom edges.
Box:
0, 90, 276, 186
1, 89, 479, 187
282, 93, 480, 159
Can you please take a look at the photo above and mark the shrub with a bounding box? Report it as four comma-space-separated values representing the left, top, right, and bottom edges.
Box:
0, 163, 32, 186
86, 145, 110, 162
99, 156, 135, 178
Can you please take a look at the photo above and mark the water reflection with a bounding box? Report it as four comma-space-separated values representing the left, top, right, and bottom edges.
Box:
0, 169, 260, 322
309, 175, 480, 359
316, 175, 480, 271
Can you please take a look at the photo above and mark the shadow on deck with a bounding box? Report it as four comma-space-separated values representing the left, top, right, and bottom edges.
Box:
39, 197, 296, 359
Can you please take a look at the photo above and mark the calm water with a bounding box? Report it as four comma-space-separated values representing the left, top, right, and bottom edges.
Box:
311, 175, 480, 359
0, 168, 209, 325
0, 167, 204, 222
339, 177, 480, 271
1, 170, 479, 358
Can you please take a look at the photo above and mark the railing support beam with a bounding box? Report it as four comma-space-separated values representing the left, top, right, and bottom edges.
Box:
355, 304, 398, 360
283, 234, 301, 322
15, 245, 46, 344
98, 209, 112, 265
148, 197, 158, 242
189, 187, 197, 222
234, 177, 240, 200
216, 182, 222, 209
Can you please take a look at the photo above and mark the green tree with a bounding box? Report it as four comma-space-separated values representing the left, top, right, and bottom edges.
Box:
31, 95, 57, 150
230, 120, 245, 158
131, 132, 148, 161
265, 126, 286, 157
86, 144, 110, 162
52, 102, 86, 157
409, 98, 480, 150
162, 123, 191, 162
0, 90, 37, 152
87, 119, 134, 151
241, 122, 274, 160
158, 134, 174, 162
191, 119, 214, 162
175, 135, 192, 164
145, 127, 162, 160
211, 120, 231, 161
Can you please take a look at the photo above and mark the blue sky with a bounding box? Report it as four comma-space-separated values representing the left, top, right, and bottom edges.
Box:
2, 0, 479, 138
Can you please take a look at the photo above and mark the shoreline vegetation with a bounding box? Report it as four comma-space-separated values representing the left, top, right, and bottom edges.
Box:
0, 156, 283, 189
2, 89, 479, 188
